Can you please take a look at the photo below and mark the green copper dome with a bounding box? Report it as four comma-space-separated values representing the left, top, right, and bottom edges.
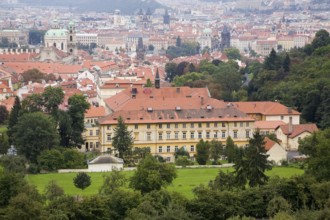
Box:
45, 29, 68, 37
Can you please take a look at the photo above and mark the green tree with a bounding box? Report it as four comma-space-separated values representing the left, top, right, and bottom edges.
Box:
266, 196, 292, 217
311, 29, 330, 50
7, 96, 21, 144
44, 180, 64, 201
225, 136, 240, 163
196, 139, 210, 165
234, 130, 272, 187
99, 170, 126, 195
145, 78, 153, 87
299, 129, 330, 181
37, 149, 65, 172
264, 48, 279, 70
130, 155, 177, 193
13, 112, 59, 163
209, 170, 238, 191
176, 36, 182, 47
67, 94, 90, 147
165, 62, 177, 81
57, 110, 73, 147
282, 54, 291, 72
209, 139, 224, 164
42, 86, 64, 119
0, 105, 8, 124
174, 147, 190, 159
0, 155, 26, 175
0, 172, 26, 207
175, 156, 193, 167
112, 116, 134, 160
0, 131, 9, 154
224, 48, 241, 60
73, 172, 91, 191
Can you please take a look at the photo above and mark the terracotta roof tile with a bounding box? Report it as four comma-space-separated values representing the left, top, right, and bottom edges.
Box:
264, 137, 276, 151
232, 102, 300, 116
255, 120, 286, 129
277, 124, 318, 138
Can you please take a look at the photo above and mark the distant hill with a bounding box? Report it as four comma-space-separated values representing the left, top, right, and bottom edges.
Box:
20, 0, 164, 14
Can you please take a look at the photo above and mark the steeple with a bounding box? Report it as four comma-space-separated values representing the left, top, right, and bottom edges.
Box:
155, 68, 160, 89
136, 37, 145, 61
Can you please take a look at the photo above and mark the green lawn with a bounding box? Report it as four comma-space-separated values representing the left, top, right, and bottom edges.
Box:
27, 167, 304, 199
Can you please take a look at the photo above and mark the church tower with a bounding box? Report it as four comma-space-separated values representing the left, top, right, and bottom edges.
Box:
67, 21, 77, 55
220, 26, 230, 51
136, 37, 145, 61
163, 9, 170, 25
155, 68, 160, 89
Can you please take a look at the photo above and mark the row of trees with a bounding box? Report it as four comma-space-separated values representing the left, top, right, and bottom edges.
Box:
6, 87, 90, 164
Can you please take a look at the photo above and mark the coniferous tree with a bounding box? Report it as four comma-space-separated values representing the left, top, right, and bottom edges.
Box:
196, 139, 210, 165
234, 130, 272, 187
112, 116, 134, 160
7, 96, 21, 145
0, 105, 8, 124
282, 54, 291, 72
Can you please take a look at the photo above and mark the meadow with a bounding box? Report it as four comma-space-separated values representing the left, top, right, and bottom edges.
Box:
27, 167, 304, 199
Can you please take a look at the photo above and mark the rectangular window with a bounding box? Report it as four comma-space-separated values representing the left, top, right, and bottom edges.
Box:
175, 132, 179, 139
246, 130, 250, 138
167, 132, 171, 139
246, 122, 249, 127
182, 123, 186, 128
159, 133, 163, 140
190, 145, 195, 152
158, 146, 162, 153
206, 131, 210, 139
96, 142, 99, 148
90, 142, 93, 148
198, 132, 202, 139
167, 123, 170, 129
183, 132, 187, 139
240, 122, 243, 127
159, 124, 162, 129
89, 130, 93, 136
147, 132, 151, 141
234, 122, 237, 127
135, 124, 138, 129
234, 131, 238, 139
214, 132, 218, 138
281, 116, 284, 120
167, 146, 170, 152
166, 157, 171, 162
190, 132, 194, 139
96, 130, 99, 135
191, 123, 194, 128
222, 131, 226, 138
175, 123, 178, 128
214, 122, 218, 127
206, 122, 210, 128
175, 146, 179, 152
147, 124, 151, 129
198, 123, 202, 128
107, 125, 111, 130
222, 122, 225, 127
107, 134, 111, 142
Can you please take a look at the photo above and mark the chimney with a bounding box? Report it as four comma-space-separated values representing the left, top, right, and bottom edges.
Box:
288, 117, 293, 134
176, 87, 180, 93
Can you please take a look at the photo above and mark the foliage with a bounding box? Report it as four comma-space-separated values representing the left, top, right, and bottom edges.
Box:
0, 155, 26, 175
234, 131, 272, 187
0, 105, 8, 124
0, 172, 27, 207
209, 139, 224, 164
28, 29, 46, 45
13, 112, 59, 163
44, 180, 64, 200
67, 94, 90, 147
209, 170, 238, 191
130, 155, 177, 193
166, 41, 200, 59
196, 139, 210, 165
112, 116, 134, 160
0, 37, 18, 48
21, 68, 56, 83
144, 78, 153, 87
225, 136, 241, 163
299, 129, 330, 181
37, 149, 64, 171
266, 196, 292, 217
73, 172, 91, 191
7, 96, 21, 144
0, 130, 9, 154
175, 156, 193, 167
224, 47, 241, 60
99, 170, 127, 195
174, 147, 190, 159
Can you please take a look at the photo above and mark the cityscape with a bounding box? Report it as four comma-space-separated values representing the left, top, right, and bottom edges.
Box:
0, 0, 329, 219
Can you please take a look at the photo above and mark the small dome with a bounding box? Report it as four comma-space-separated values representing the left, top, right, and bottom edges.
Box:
45, 29, 68, 37
203, 28, 212, 34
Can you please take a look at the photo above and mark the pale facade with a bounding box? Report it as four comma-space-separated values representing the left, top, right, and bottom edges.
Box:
267, 142, 287, 165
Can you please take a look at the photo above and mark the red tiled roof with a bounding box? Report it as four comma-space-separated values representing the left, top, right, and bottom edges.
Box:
232, 102, 300, 116
264, 137, 276, 151
255, 120, 286, 129
277, 124, 318, 138
85, 106, 106, 118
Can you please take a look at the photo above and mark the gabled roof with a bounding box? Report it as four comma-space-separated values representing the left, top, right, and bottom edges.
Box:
232, 102, 300, 116
276, 124, 318, 138
264, 137, 277, 151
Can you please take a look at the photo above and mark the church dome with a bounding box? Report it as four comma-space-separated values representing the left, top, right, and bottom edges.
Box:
45, 29, 68, 37
203, 28, 212, 35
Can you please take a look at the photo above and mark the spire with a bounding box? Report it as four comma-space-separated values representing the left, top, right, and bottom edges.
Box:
155, 68, 160, 89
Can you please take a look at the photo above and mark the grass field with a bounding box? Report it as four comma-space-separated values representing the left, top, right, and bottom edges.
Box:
27, 167, 304, 199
